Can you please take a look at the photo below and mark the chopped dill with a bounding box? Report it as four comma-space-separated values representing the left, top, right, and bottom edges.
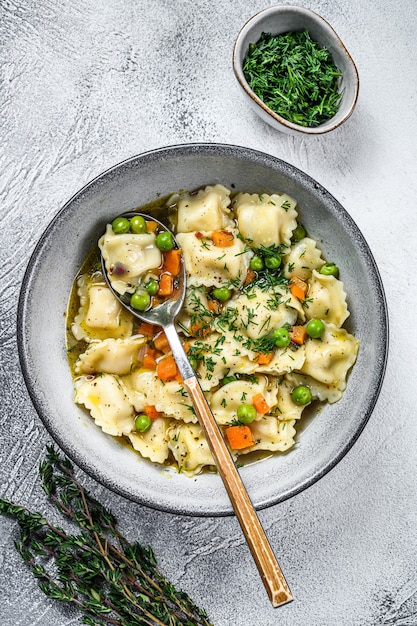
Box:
243, 30, 342, 127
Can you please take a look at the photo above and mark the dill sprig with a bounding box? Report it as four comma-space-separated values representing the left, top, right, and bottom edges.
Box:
243, 30, 342, 127
243, 244, 289, 293
0, 445, 213, 626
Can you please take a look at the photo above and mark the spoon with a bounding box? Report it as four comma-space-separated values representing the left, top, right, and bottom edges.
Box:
101, 212, 293, 608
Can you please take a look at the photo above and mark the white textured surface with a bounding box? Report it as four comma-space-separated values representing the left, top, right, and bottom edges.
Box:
1, 1, 416, 625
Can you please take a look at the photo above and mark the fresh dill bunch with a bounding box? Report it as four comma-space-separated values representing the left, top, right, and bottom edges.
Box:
0, 445, 213, 626
243, 30, 342, 127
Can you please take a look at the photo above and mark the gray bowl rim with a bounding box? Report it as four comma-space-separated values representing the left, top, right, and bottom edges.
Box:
232, 5, 360, 135
17, 142, 388, 516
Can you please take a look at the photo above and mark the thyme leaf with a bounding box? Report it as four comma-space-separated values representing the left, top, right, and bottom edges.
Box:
0, 446, 213, 626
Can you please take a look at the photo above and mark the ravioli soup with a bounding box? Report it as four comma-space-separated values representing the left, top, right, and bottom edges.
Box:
99, 214, 183, 313
66, 184, 359, 476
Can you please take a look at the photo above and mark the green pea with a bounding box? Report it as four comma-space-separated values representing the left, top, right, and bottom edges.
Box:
155, 231, 174, 252
306, 318, 325, 339
145, 279, 159, 296
111, 216, 130, 234
249, 255, 264, 271
135, 414, 152, 433
130, 215, 147, 234
188, 355, 198, 371
264, 254, 281, 270
291, 385, 312, 406
272, 327, 291, 348
130, 289, 151, 311
292, 223, 306, 242
320, 262, 339, 278
237, 403, 257, 424
221, 375, 237, 386
212, 287, 231, 302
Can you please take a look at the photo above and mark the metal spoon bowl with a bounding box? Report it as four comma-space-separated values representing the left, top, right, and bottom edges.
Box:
101, 212, 293, 608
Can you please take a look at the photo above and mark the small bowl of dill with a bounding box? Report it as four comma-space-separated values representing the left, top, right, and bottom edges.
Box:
233, 5, 359, 136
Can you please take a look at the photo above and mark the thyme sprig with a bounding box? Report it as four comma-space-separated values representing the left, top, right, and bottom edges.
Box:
0, 446, 213, 626
243, 30, 342, 127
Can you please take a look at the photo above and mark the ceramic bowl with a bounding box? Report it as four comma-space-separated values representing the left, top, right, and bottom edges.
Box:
233, 6, 359, 136
18, 144, 387, 516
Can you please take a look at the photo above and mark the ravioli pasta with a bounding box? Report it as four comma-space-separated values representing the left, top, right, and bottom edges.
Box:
67, 184, 359, 476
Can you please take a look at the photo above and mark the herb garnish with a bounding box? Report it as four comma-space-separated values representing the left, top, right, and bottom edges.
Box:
243, 30, 342, 127
0, 446, 213, 626
243, 244, 289, 293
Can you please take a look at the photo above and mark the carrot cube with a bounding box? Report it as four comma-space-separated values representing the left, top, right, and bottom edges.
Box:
225, 425, 254, 450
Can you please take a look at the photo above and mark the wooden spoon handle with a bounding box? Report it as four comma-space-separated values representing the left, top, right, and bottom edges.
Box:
183, 376, 293, 607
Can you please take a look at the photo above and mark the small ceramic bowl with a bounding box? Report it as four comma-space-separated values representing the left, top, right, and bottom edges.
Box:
233, 5, 359, 136
18, 144, 387, 516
